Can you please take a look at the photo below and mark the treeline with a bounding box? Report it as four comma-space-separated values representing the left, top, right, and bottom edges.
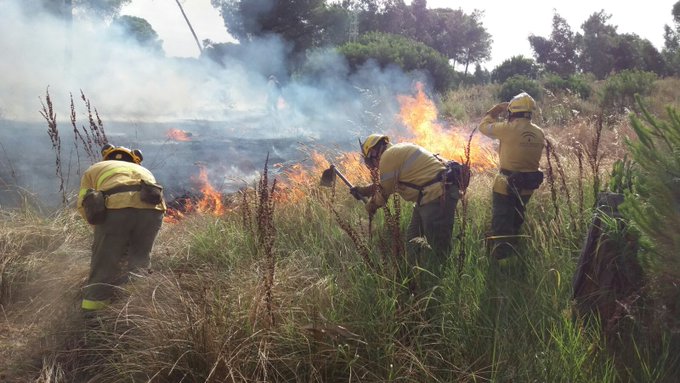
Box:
33, 0, 680, 95
207, 0, 680, 94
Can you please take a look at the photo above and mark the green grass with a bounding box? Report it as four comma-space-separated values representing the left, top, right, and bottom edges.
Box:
2, 162, 675, 381
4, 79, 680, 381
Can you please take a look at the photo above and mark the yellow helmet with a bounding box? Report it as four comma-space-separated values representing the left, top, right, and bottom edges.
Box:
101, 143, 143, 164
360, 134, 389, 158
507, 92, 536, 114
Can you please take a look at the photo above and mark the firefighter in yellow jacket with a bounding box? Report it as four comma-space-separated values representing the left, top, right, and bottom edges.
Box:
77, 144, 166, 313
479, 92, 545, 259
351, 135, 460, 271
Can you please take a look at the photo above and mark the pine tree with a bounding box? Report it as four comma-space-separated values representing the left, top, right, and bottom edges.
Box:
622, 96, 680, 334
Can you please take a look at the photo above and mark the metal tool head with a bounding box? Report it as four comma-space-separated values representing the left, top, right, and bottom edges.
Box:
320, 165, 337, 187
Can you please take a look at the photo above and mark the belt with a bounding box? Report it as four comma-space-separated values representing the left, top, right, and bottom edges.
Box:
102, 184, 141, 196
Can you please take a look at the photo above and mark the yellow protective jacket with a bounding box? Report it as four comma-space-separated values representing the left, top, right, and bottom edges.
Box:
77, 160, 166, 220
479, 114, 545, 195
372, 143, 448, 206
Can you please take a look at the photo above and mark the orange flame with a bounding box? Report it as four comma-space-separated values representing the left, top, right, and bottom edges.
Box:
163, 165, 227, 223
193, 166, 226, 215
274, 150, 369, 204
397, 82, 496, 169
167, 83, 496, 219
166, 128, 192, 142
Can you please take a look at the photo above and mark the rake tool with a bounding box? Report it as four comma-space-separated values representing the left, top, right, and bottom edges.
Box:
320, 164, 368, 203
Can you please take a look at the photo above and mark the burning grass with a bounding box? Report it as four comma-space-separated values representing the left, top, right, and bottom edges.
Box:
4, 81, 678, 382
1, 143, 674, 382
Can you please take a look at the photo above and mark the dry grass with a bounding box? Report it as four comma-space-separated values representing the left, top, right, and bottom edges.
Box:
0, 209, 89, 380
3, 80, 680, 381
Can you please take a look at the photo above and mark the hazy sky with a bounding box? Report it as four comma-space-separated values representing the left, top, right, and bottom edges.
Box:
122, 0, 677, 69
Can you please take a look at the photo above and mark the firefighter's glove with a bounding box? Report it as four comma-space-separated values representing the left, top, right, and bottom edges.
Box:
349, 187, 363, 201
350, 184, 375, 200
486, 102, 509, 119
365, 198, 380, 215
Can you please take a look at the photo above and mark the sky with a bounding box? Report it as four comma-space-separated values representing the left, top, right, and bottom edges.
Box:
122, 0, 677, 69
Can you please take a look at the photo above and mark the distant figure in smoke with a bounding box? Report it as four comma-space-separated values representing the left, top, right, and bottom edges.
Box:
266, 74, 282, 114
479, 92, 545, 260
77, 144, 166, 314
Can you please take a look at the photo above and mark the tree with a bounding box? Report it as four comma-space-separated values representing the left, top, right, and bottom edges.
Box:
611, 34, 666, 75
337, 32, 456, 92
25, 0, 130, 19
428, 8, 470, 65
497, 75, 540, 102
621, 99, 680, 342
343, 2, 491, 73
576, 10, 618, 79
491, 55, 538, 83
111, 15, 163, 54
455, 10, 491, 75
211, 0, 343, 56
410, 0, 432, 47
74, 0, 130, 18
662, 1, 680, 75
528, 13, 577, 77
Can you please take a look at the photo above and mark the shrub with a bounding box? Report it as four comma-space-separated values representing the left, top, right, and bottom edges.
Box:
491, 55, 539, 83
599, 70, 657, 112
497, 75, 541, 102
338, 32, 457, 92
542, 72, 594, 100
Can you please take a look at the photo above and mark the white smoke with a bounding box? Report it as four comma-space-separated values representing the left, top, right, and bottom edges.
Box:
0, 0, 434, 207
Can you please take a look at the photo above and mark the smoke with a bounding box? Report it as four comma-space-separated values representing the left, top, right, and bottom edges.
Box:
0, 0, 434, 208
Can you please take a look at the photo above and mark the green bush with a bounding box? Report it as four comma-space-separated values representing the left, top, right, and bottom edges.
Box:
491, 55, 539, 83
599, 70, 657, 112
338, 32, 457, 92
542, 72, 593, 100
497, 75, 541, 102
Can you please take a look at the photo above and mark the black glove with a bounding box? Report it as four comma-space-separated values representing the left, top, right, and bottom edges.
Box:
349, 186, 363, 201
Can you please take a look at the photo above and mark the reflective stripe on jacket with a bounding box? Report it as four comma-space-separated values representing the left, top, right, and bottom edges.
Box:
374, 143, 447, 205
77, 160, 166, 220
479, 115, 545, 195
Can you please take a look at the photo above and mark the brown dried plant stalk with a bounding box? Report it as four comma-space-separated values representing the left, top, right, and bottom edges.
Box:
332, 207, 375, 272
547, 139, 576, 226
586, 115, 604, 202
381, 195, 403, 273
256, 154, 277, 327
575, 144, 585, 213
70, 94, 93, 165
39, 87, 66, 205
71, 91, 108, 165
240, 188, 253, 231
544, 139, 560, 225
81, 90, 107, 149
457, 127, 475, 274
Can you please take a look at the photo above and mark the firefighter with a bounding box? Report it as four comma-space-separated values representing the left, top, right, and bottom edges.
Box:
77, 144, 166, 313
351, 134, 461, 273
479, 92, 545, 260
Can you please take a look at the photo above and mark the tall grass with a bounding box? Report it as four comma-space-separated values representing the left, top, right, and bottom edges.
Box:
12, 158, 653, 382
4, 81, 680, 382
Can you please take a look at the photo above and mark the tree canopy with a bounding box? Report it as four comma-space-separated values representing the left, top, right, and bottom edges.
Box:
210, 0, 492, 78
338, 31, 456, 92
528, 13, 577, 77
528, 10, 668, 80
111, 15, 163, 54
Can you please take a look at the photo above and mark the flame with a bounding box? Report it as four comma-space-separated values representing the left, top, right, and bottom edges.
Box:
166, 128, 192, 142
194, 166, 226, 215
275, 151, 369, 204
166, 83, 497, 221
397, 82, 496, 169
163, 165, 227, 223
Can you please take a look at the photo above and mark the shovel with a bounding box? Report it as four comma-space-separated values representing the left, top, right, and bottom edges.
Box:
320, 164, 368, 203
